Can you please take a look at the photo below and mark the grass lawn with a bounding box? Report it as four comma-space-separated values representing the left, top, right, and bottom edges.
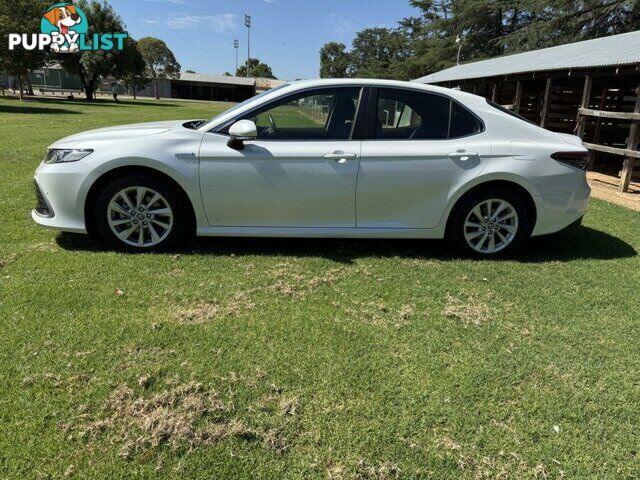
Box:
1, 96, 640, 479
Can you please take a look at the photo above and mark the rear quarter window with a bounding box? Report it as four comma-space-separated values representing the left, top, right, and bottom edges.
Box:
449, 102, 483, 138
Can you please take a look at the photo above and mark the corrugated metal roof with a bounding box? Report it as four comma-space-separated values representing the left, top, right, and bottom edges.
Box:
178, 72, 255, 86
414, 30, 640, 84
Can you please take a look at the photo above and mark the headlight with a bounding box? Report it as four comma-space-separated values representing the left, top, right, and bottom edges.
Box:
43, 149, 94, 164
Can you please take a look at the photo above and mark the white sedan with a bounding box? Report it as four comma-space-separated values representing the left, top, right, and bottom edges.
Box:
33, 79, 590, 256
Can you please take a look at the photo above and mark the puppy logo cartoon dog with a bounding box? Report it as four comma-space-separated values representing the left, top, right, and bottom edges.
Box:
42, 3, 83, 52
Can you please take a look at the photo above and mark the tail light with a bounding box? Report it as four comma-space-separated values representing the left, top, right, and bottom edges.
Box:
551, 151, 590, 170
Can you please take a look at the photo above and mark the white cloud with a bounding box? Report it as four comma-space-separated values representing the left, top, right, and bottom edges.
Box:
325, 14, 356, 38
166, 14, 237, 33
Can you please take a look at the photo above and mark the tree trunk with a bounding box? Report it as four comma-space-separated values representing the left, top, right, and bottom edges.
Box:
84, 75, 98, 101
25, 74, 34, 96
154, 77, 159, 100
17, 75, 24, 101
132, 80, 137, 100
78, 70, 91, 101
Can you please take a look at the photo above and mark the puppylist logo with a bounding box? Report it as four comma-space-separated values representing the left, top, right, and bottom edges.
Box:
8, 2, 127, 53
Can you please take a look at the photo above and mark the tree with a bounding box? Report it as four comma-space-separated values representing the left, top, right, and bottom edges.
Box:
319, 42, 350, 78
115, 38, 148, 100
320, 0, 640, 82
138, 37, 181, 99
348, 28, 411, 79
0, 0, 49, 100
236, 58, 276, 79
185, 69, 196, 73
57, 0, 129, 101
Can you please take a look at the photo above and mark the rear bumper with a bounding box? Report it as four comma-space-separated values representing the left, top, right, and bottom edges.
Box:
32, 160, 98, 234
531, 178, 591, 236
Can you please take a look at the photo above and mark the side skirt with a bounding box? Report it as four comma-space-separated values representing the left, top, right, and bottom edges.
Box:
196, 226, 444, 239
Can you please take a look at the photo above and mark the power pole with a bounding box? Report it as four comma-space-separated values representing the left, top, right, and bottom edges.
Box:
234, 39, 239, 74
244, 14, 252, 78
455, 35, 462, 65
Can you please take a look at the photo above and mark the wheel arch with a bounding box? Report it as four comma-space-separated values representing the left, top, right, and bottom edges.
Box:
84, 165, 197, 236
444, 178, 537, 238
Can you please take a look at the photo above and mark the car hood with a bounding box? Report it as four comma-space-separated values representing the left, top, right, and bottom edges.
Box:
51, 120, 197, 146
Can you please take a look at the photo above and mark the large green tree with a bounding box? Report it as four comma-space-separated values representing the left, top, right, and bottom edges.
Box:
319, 42, 350, 78
114, 37, 148, 100
0, 0, 49, 100
56, 0, 130, 101
320, 0, 640, 81
236, 58, 276, 79
138, 37, 180, 99
348, 28, 411, 79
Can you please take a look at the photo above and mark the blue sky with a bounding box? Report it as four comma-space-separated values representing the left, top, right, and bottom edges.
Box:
108, 0, 419, 80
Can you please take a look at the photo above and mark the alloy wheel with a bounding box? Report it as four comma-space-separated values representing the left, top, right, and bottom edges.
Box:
107, 186, 174, 248
463, 198, 519, 254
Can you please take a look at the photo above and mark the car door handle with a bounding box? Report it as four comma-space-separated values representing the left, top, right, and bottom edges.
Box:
324, 152, 358, 162
448, 151, 479, 161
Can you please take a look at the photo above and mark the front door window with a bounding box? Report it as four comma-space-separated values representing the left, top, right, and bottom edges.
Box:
237, 87, 362, 140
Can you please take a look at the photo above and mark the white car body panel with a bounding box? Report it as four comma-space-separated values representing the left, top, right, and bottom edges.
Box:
357, 134, 492, 229
199, 134, 361, 228
33, 78, 590, 241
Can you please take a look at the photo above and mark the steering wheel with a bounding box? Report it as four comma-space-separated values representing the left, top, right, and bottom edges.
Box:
268, 114, 278, 135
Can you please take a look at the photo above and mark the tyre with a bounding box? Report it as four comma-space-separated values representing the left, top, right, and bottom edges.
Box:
450, 188, 530, 257
95, 175, 188, 251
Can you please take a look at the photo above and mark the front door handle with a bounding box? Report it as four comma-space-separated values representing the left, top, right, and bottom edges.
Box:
448, 151, 479, 161
324, 152, 358, 162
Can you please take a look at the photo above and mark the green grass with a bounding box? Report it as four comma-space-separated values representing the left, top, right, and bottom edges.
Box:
1, 96, 640, 479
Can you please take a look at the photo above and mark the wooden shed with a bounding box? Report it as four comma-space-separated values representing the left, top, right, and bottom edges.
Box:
415, 31, 640, 192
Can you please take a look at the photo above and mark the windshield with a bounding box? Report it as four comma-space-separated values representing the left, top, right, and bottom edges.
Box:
208, 83, 290, 123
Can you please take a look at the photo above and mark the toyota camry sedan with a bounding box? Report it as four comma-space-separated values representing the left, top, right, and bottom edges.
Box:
32, 79, 590, 256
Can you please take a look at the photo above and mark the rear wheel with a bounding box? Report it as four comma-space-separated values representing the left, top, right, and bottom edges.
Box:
450, 188, 530, 257
95, 175, 187, 251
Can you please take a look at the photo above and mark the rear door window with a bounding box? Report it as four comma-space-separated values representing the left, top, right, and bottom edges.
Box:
373, 88, 483, 140
374, 89, 450, 140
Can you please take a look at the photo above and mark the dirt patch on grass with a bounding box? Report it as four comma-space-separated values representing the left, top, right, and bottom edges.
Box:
175, 290, 256, 324
442, 293, 493, 326
0, 253, 17, 269
268, 263, 345, 298
436, 434, 552, 479
355, 459, 402, 479
342, 299, 420, 327
76, 376, 294, 461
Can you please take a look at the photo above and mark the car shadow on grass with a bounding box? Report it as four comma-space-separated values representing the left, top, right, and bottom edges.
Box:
56, 226, 636, 263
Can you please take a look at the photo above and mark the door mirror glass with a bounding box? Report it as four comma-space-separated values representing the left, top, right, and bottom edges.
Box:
227, 120, 257, 150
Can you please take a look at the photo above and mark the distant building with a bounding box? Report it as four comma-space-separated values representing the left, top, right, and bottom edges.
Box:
2, 67, 287, 102
1, 65, 81, 91
415, 30, 640, 191
131, 73, 288, 102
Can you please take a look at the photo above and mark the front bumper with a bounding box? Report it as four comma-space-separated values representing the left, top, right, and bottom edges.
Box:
32, 160, 99, 234
531, 177, 591, 236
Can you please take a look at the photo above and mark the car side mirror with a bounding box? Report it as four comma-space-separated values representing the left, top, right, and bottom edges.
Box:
227, 120, 257, 150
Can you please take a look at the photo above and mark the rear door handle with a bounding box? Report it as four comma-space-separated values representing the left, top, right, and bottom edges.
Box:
448, 151, 479, 161
324, 152, 358, 162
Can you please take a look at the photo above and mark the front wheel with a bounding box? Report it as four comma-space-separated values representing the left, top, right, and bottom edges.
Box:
95, 175, 187, 251
450, 188, 530, 257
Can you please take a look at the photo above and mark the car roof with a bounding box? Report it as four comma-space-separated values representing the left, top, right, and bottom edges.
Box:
289, 77, 449, 93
